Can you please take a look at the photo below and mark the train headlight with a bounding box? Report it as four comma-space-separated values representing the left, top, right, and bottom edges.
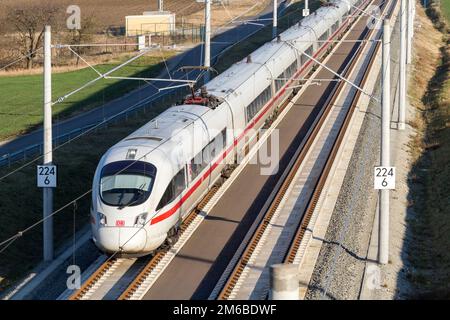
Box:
134, 212, 148, 227
98, 212, 107, 226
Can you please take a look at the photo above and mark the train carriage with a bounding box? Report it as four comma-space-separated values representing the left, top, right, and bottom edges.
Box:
91, 0, 366, 256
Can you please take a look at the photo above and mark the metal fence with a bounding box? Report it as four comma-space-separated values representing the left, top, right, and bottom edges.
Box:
127, 23, 204, 46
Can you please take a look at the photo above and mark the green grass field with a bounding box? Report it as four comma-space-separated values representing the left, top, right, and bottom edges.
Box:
0, 52, 175, 140
0, 109, 170, 292
441, 0, 450, 22
0, 0, 316, 142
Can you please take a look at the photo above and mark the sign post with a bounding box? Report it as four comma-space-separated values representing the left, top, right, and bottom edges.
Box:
377, 20, 392, 265
43, 26, 54, 262
37, 165, 57, 188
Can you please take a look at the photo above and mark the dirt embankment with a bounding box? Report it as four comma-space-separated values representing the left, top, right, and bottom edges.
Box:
406, 1, 450, 298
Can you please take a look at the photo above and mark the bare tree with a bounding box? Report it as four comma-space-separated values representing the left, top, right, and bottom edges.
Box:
6, 1, 61, 69
67, 14, 97, 67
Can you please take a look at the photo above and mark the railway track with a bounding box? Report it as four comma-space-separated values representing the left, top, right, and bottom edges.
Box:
68, 0, 394, 301
68, 185, 220, 300
67, 10, 334, 302
69, 257, 119, 300
213, 0, 396, 300
118, 185, 219, 300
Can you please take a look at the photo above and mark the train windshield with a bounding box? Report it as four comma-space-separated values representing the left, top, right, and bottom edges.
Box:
100, 161, 156, 208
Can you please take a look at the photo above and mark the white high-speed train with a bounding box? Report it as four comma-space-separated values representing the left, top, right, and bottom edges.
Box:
91, 0, 369, 256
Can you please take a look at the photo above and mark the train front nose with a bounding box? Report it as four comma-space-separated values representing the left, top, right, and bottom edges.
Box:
95, 227, 147, 254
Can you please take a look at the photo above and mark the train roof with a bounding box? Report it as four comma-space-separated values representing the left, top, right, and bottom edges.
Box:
119, 104, 209, 147
100, 0, 357, 167
206, 0, 351, 99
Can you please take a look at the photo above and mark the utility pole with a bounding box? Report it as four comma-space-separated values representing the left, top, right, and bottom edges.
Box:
398, 0, 406, 130
413, 0, 416, 36
406, 0, 413, 64
303, 0, 310, 17
379, 19, 391, 265
43, 25, 53, 262
158, 0, 164, 12
273, 0, 278, 38
204, 0, 211, 83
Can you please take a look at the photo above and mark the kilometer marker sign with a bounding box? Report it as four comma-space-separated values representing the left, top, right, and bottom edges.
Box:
374, 166, 395, 190
37, 165, 57, 188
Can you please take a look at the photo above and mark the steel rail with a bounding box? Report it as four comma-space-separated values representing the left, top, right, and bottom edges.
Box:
118, 185, 219, 300
68, 185, 220, 300
69, 257, 118, 300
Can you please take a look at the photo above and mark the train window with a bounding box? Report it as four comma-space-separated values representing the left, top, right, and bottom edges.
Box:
286, 61, 297, 79
332, 21, 339, 33
189, 129, 227, 181
301, 46, 313, 65
100, 161, 156, 208
173, 168, 186, 197
319, 30, 329, 44
190, 152, 204, 179
156, 182, 174, 211
221, 128, 227, 149
275, 78, 284, 92
301, 54, 307, 66
202, 128, 227, 163
156, 167, 186, 211
245, 86, 272, 122
275, 60, 297, 92
203, 140, 216, 163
